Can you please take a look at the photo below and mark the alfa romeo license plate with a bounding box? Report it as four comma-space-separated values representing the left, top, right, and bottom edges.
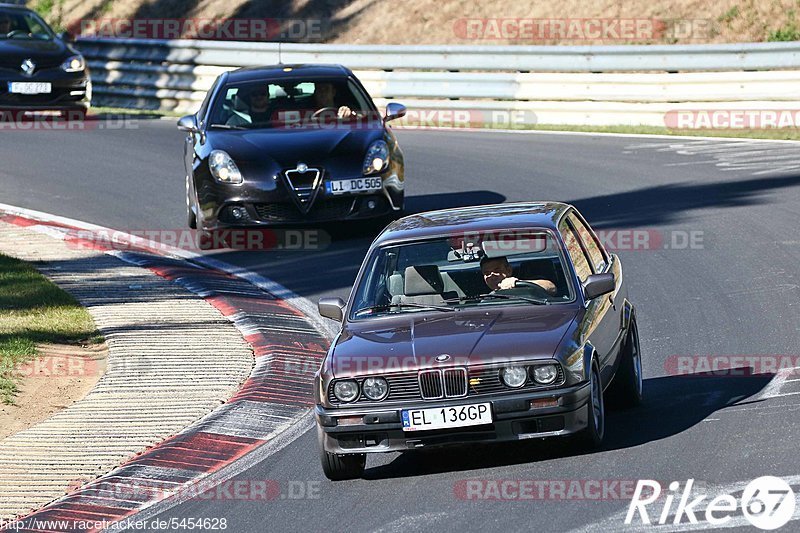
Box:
402, 403, 492, 432
326, 177, 382, 195
8, 82, 52, 95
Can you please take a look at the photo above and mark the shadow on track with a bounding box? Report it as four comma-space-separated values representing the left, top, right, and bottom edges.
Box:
568, 174, 800, 229
363, 371, 773, 480
404, 191, 506, 215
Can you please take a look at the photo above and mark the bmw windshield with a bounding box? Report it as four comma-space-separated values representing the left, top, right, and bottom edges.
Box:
349, 231, 576, 320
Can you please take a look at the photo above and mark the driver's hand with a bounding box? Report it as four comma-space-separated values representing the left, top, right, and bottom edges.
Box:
337, 106, 356, 119
498, 277, 518, 290
541, 280, 557, 295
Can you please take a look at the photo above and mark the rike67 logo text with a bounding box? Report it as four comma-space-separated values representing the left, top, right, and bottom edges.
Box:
626, 477, 795, 530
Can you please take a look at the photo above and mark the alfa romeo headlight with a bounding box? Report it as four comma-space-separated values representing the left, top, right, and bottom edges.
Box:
62, 55, 86, 73
361, 377, 389, 401
209, 150, 243, 184
500, 366, 527, 388
363, 140, 389, 175
333, 380, 359, 402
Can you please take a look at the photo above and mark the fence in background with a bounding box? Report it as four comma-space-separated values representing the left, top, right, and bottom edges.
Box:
76, 38, 800, 127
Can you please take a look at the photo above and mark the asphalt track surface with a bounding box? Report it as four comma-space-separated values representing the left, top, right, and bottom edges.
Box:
2, 120, 800, 532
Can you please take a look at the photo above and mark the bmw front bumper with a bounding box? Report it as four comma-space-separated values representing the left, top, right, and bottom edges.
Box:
316, 382, 591, 454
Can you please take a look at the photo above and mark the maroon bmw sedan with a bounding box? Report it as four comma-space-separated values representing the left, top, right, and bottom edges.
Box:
314, 202, 643, 480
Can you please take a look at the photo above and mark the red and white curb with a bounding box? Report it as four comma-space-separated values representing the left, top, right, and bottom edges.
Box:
0, 205, 335, 533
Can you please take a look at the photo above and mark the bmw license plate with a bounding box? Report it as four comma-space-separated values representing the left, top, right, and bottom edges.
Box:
8, 82, 52, 95
326, 177, 382, 195
402, 403, 492, 432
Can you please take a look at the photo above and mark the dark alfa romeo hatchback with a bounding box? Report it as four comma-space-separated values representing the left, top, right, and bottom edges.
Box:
314, 202, 643, 479
179, 64, 406, 228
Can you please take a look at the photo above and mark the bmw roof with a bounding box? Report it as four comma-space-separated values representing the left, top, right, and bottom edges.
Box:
373, 202, 573, 247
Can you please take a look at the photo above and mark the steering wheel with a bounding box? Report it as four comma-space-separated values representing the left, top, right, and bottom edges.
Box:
6, 30, 30, 38
311, 107, 339, 120
510, 280, 553, 299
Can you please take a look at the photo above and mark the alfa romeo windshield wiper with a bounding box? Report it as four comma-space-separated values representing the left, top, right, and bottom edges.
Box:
444, 293, 549, 305
353, 302, 455, 316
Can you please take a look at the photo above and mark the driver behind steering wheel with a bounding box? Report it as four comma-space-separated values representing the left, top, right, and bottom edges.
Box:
480, 256, 557, 295
311, 81, 357, 120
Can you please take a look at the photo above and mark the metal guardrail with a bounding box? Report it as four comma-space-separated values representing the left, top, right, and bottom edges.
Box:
77, 38, 800, 71
76, 38, 800, 126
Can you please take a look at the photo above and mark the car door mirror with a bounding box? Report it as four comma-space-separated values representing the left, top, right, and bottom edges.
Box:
177, 115, 199, 133
318, 297, 346, 322
58, 31, 75, 43
583, 273, 615, 300
384, 102, 407, 122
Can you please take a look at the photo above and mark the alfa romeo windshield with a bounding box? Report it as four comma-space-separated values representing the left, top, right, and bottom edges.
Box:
208, 78, 377, 130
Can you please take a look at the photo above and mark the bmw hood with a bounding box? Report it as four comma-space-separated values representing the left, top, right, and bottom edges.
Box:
330, 306, 579, 378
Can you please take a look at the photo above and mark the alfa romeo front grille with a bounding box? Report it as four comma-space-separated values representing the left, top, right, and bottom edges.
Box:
284, 167, 321, 210
254, 197, 354, 222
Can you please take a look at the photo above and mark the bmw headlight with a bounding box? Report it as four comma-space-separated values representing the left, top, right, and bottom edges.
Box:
361, 377, 389, 401
209, 150, 243, 184
62, 55, 86, 73
333, 380, 360, 402
363, 140, 389, 175
532, 364, 559, 385
500, 366, 527, 388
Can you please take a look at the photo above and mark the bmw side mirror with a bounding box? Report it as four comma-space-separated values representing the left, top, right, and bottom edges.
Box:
318, 297, 346, 322
58, 31, 75, 43
583, 273, 615, 300
384, 102, 407, 122
177, 115, 199, 133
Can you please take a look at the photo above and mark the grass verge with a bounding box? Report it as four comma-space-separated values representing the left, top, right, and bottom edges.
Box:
0, 253, 102, 404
